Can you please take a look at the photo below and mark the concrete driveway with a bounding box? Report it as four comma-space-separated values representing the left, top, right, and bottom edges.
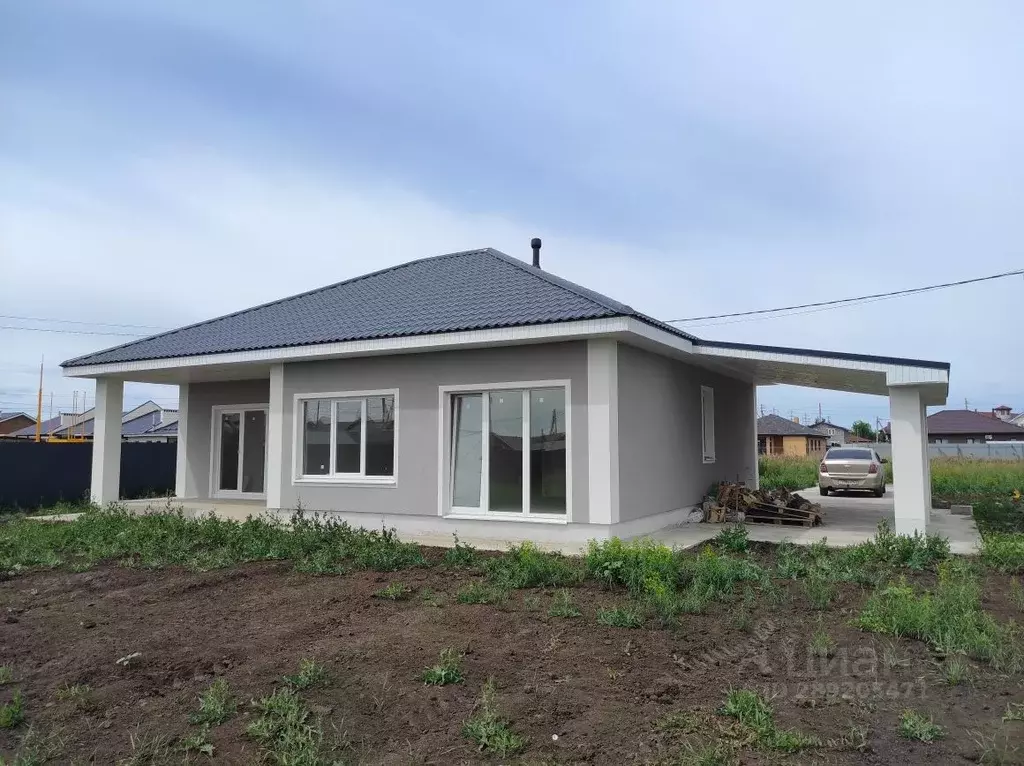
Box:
656, 484, 981, 554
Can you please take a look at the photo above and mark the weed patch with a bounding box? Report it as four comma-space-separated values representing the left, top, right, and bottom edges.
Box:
719, 689, 818, 753
456, 582, 508, 605
462, 679, 527, 757
597, 605, 643, 628
714, 525, 749, 554
421, 648, 464, 686
485, 542, 582, 589
189, 678, 236, 726
442, 535, 479, 569
0, 690, 25, 729
0, 666, 13, 684
897, 709, 945, 742
246, 687, 332, 765
374, 582, 412, 601
284, 659, 329, 690
54, 683, 92, 710
981, 533, 1024, 573
548, 589, 582, 618
809, 622, 836, 658
854, 561, 1024, 671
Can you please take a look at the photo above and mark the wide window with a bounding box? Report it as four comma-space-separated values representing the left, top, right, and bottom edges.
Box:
448, 385, 568, 516
297, 391, 396, 481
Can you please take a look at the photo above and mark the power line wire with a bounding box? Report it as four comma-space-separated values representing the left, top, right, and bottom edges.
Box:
0, 325, 147, 337
667, 268, 1024, 324
0, 314, 167, 330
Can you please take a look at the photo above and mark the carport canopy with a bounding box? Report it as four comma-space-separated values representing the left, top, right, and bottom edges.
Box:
689, 340, 949, 535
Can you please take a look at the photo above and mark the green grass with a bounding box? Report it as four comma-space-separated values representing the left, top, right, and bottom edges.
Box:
719, 689, 818, 753
456, 581, 509, 605
283, 659, 329, 690
462, 679, 527, 757
420, 648, 464, 686
442, 535, 480, 569
853, 560, 1024, 672
548, 589, 582, 618
0, 507, 425, 574
714, 525, 749, 553
246, 687, 333, 765
484, 542, 583, 589
0, 666, 13, 684
937, 654, 970, 686
897, 709, 946, 742
189, 678, 236, 726
980, 533, 1024, 573
802, 574, 835, 610
54, 683, 92, 709
1004, 703, 1024, 722
0, 691, 25, 729
809, 622, 836, 658
596, 605, 643, 628
1011, 579, 1024, 612
373, 582, 412, 600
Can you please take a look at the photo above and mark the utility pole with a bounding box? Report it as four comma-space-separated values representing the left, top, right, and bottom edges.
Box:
34, 357, 43, 442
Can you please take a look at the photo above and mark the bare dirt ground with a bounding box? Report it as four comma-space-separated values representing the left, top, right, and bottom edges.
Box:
2, 555, 1023, 764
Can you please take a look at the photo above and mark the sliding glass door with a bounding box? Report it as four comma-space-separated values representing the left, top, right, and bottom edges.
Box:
449, 386, 567, 516
214, 407, 268, 496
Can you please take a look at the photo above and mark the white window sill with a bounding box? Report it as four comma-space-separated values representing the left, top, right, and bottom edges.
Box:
703, 457, 716, 464
293, 476, 396, 487
444, 512, 569, 525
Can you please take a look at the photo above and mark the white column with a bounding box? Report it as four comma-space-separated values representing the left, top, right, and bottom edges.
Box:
587, 338, 619, 525
175, 383, 192, 498
265, 364, 285, 510
750, 385, 760, 490
921, 399, 932, 510
889, 385, 929, 535
90, 378, 124, 506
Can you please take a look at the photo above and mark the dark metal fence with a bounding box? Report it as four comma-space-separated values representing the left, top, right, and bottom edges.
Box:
0, 441, 176, 510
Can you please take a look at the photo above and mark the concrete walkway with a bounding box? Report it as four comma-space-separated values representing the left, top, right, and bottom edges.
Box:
33, 488, 982, 556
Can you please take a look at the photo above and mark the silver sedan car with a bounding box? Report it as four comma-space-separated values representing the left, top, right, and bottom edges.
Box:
819, 447, 887, 497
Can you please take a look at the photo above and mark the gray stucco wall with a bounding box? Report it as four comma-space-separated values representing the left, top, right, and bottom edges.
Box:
185, 379, 271, 500
616, 344, 756, 521
276, 342, 590, 520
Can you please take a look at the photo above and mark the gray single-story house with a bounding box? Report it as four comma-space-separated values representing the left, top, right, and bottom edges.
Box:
62, 246, 950, 539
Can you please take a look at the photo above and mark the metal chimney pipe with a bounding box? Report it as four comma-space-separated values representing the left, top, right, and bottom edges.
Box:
531, 237, 542, 268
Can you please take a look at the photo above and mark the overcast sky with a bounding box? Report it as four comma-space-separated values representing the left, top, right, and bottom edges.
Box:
2, 1, 1022, 428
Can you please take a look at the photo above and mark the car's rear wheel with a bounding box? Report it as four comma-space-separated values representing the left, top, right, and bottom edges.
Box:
819, 486, 829, 496
874, 486, 885, 498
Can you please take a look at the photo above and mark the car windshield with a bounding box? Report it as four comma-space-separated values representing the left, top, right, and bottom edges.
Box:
825, 448, 874, 461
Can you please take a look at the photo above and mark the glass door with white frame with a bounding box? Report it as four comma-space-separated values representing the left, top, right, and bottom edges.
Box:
215, 407, 268, 496
449, 387, 567, 516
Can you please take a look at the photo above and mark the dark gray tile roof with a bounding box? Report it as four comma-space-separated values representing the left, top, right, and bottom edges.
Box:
63, 248, 696, 367
757, 413, 823, 437
926, 409, 1024, 436
8, 415, 61, 437
0, 411, 32, 424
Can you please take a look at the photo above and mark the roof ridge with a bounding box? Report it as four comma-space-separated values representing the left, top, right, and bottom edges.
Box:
62, 248, 492, 367
482, 248, 634, 315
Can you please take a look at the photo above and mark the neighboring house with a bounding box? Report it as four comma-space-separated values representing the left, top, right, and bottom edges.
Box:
62, 245, 952, 538
845, 433, 871, 444
124, 416, 179, 443
0, 412, 36, 436
757, 414, 828, 457
809, 419, 850, 447
7, 401, 178, 442
991, 405, 1018, 422
1013, 413, 1024, 429
925, 409, 1024, 444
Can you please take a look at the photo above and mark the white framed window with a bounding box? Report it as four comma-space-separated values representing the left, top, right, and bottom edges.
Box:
440, 380, 570, 520
293, 389, 397, 484
827, 428, 835, 436
700, 385, 715, 464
